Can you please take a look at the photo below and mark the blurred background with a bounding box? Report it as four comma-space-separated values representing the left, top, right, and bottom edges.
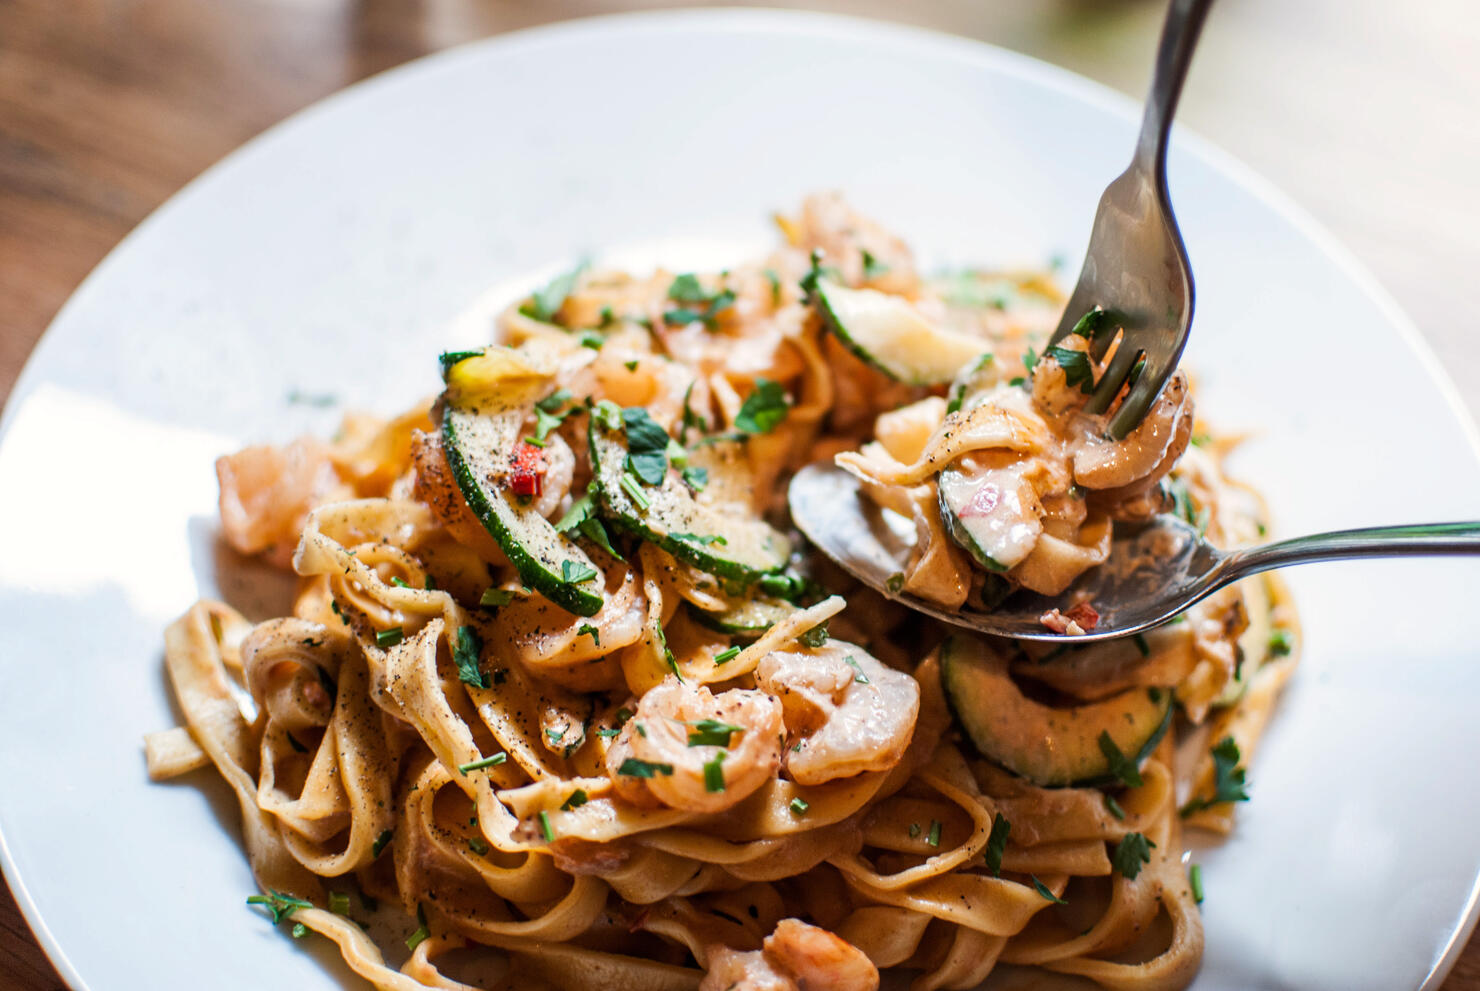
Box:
1, 0, 1478, 987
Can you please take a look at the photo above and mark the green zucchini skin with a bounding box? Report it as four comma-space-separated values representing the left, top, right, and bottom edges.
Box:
939, 633, 1173, 788
587, 419, 789, 582
686, 596, 796, 640
813, 279, 986, 387
936, 467, 1011, 573
442, 408, 604, 617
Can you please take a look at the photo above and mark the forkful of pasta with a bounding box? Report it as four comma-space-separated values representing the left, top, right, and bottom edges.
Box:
788, 0, 1480, 640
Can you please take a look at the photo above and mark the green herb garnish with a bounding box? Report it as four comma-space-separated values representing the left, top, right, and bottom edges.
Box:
789, 797, 809, 816
1111, 832, 1156, 879
405, 904, 430, 952
520, 262, 586, 324
619, 472, 651, 509
328, 891, 350, 916
1097, 731, 1143, 788
577, 623, 601, 646
374, 627, 403, 648
622, 407, 673, 484
735, 378, 790, 434
984, 813, 1010, 876
1189, 863, 1204, 903
561, 789, 589, 811
713, 646, 740, 665
1104, 794, 1127, 820
371, 829, 393, 858
453, 625, 486, 689
246, 890, 314, 925
1070, 307, 1110, 340
861, 249, 890, 280
479, 587, 514, 608
617, 757, 674, 778
538, 810, 555, 843
686, 718, 744, 747
703, 751, 728, 792
457, 752, 508, 775
1268, 628, 1294, 657
797, 621, 829, 648
561, 560, 598, 585
926, 820, 942, 848
1180, 736, 1250, 816
1046, 345, 1095, 393
681, 465, 708, 491
844, 654, 870, 685
1031, 876, 1068, 904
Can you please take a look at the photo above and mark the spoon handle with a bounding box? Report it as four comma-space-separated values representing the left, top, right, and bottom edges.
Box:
1135, 0, 1215, 175
1223, 521, 1480, 581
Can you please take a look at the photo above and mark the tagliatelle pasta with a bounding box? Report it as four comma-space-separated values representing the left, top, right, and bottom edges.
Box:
151, 194, 1298, 991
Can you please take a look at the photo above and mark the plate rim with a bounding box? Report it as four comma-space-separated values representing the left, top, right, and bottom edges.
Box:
2, 8, 1477, 990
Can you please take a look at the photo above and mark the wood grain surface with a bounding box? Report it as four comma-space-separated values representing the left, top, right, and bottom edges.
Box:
2, 1, 1477, 988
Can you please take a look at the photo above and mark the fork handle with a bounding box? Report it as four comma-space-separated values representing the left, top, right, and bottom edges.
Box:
1223, 521, 1480, 581
1135, 0, 1216, 175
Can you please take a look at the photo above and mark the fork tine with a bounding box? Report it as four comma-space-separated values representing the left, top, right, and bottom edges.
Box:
1083, 343, 1141, 416
1107, 356, 1165, 439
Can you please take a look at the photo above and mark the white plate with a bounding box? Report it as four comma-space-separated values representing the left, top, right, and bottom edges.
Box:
2, 10, 1478, 990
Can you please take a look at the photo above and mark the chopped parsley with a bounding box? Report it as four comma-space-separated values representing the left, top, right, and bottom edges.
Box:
577, 623, 601, 647
798, 249, 839, 301
316, 664, 338, 702
1070, 307, 1110, 340
371, 829, 393, 858
1097, 731, 1143, 788
797, 621, 829, 648
861, 249, 890, 280
984, 813, 1010, 876
468, 837, 490, 855
520, 262, 586, 324
595, 727, 622, 739
624, 359, 639, 372
681, 465, 709, 491
1031, 876, 1067, 904
843, 654, 870, 685
789, 797, 809, 816
665, 273, 735, 329
533, 391, 574, 442
579, 330, 605, 350
617, 757, 674, 778
680, 382, 709, 441
735, 378, 790, 434
592, 399, 624, 432
555, 494, 623, 560
561, 789, 589, 811
1111, 832, 1156, 879
457, 752, 508, 775
561, 560, 598, 585
246, 890, 314, 925
480, 586, 515, 607
453, 624, 487, 689
1268, 628, 1294, 657
703, 751, 728, 792
1104, 793, 1127, 821
926, 820, 942, 848
1189, 863, 1204, 903
1046, 345, 1096, 393
686, 718, 744, 747
886, 572, 905, 594
1180, 736, 1251, 816
375, 627, 403, 648
713, 646, 740, 665
622, 407, 673, 484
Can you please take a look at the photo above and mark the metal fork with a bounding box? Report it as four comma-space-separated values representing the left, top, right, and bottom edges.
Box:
1045, 0, 1215, 439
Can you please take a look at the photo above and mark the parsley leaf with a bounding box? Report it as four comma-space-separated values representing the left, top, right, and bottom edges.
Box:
735, 378, 789, 434
861, 249, 890, 280
686, 718, 744, 747
984, 813, 1011, 876
843, 654, 870, 684
1070, 307, 1110, 340
246, 890, 314, 925
1111, 832, 1156, 879
622, 407, 672, 485
561, 560, 597, 585
797, 621, 829, 648
664, 273, 735, 329
1180, 736, 1251, 816
1046, 345, 1096, 393
520, 262, 586, 324
1031, 876, 1068, 904
799, 248, 840, 301
703, 751, 728, 792
681, 465, 708, 492
577, 623, 601, 647
1268, 628, 1294, 657
561, 789, 589, 811
1098, 731, 1143, 788
453, 625, 486, 689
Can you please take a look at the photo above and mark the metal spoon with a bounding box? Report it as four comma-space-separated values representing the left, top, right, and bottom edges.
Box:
788, 462, 1480, 642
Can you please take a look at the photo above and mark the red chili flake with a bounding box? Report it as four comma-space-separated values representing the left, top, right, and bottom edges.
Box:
1065, 602, 1100, 631
508, 442, 547, 497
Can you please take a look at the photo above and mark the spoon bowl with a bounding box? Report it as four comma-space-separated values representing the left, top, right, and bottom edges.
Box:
788, 461, 1480, 642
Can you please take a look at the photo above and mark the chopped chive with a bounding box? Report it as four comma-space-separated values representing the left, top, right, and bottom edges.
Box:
468, 837, 490, 855
1104, 794, 1127, 820
405, 904, 429, 951
246, 890, 314, 925
457, 752, 508, 775
927, 820, 942, 848
291, 922, 309, 939
789, 797, 809, 816
1268, 628, 1294, 657
686, 718, 744, 747
389, 576, 411, 589
713, 646, 741, 665
538, 810, 555, 843
619, 472, 651, 509
1189, 863, 1204, 903
624, 359, 639, 371
885, 572, 905, 594
984, 813, 1010, 876
523, 435, 546, 448
423, 575, 437, 590
328, 891, 350, 916
617, 757, 672, 778
374, 628, 404, 648
595, 727, 621, 739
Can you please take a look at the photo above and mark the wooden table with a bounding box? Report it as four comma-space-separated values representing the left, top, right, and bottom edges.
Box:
2, 1, 1477, 987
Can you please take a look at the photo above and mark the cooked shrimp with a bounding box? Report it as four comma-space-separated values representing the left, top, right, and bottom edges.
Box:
216, 437, 340, 568
699, 919, 879, 991
754, 642, 918, 786
604, 677, 783, 814
409, 430, 509, 564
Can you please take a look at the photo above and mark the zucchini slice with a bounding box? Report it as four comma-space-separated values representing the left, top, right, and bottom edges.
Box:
814, 279, 986, 386
687, 594, 796, 640
937, 465, 1039, 573
588, 419, 790, 582
939, 633, 1173, 787
442, 406, 605, 617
